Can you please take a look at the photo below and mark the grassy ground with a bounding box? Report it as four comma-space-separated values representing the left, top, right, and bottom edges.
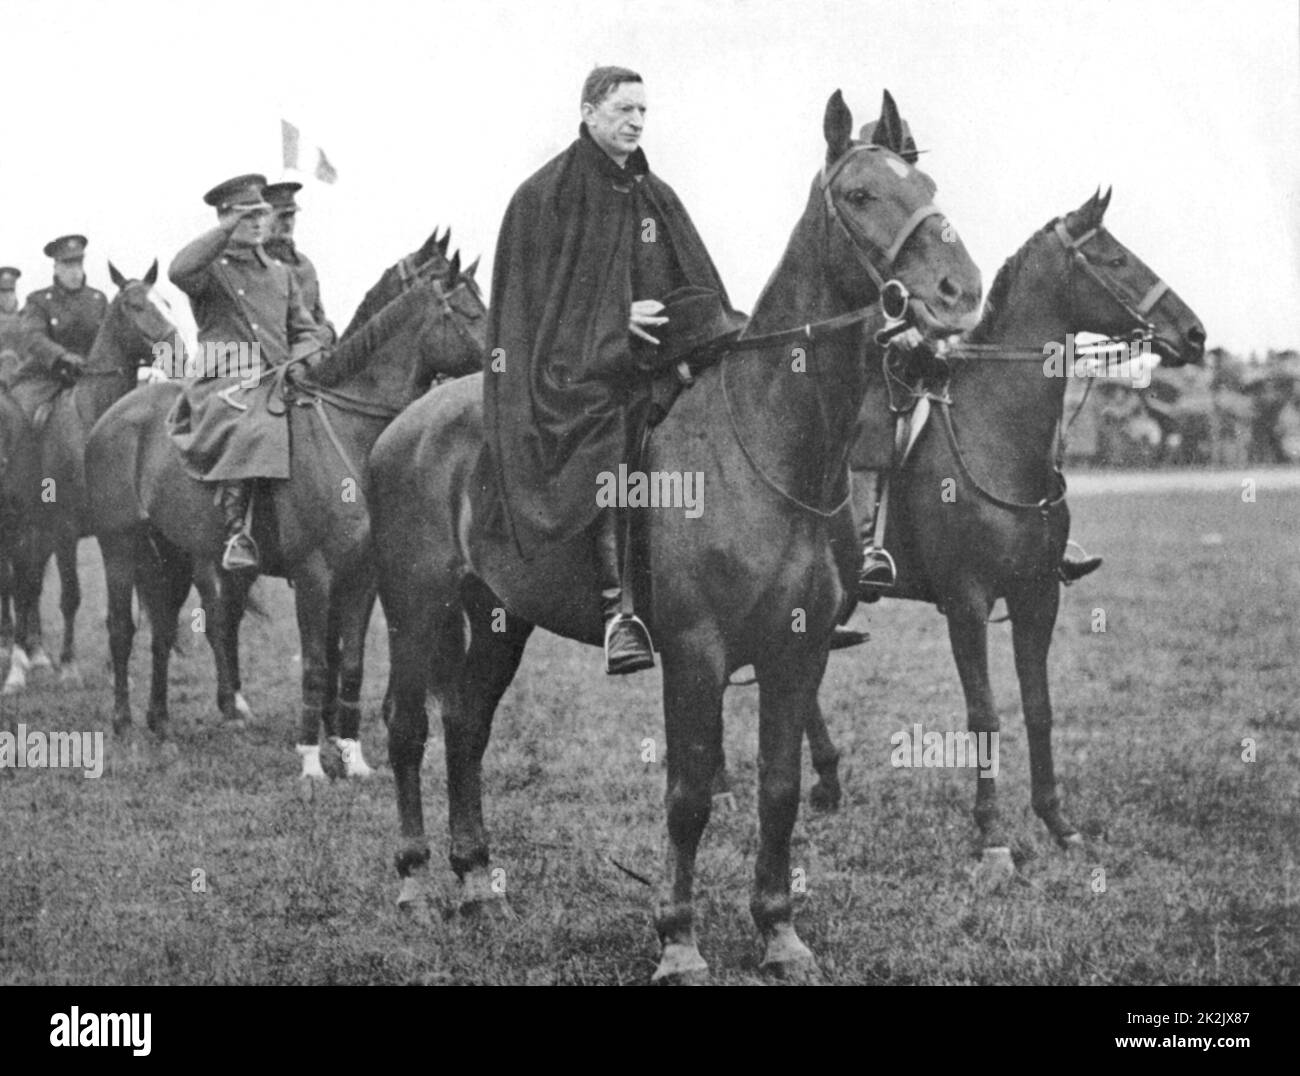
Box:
1, 484, 1296, 984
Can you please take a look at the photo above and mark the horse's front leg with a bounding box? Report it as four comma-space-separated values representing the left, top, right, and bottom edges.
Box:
751, 646, 821, 981
1007, 577, 1081, 849
331, 566, 377, 778
55, 522, 82, 685
291, 553, 332, 779
945, 590, 1012, 884
3, 526, 51, 693
653, 630, 726, 984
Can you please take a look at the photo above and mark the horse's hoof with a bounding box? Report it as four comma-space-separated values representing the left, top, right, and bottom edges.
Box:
1058, 831, 1085, 852
58, 662, 83, 687
112, 716, 132, 739
396, 869, 429, 913
337, 737, 374, 779
809, 780, 841, 812
232, 692, 254, 723
27, 648, 52, 672
296, 743, 328, 780
975, 846, 1016, 890
3, 646, 29, 694
712, 791, 738, 813
652, 942, 710, 984
455, 895, 517, 923
760, 923, 819, 982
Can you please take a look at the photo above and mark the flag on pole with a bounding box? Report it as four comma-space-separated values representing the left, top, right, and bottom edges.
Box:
281, 119, 338, 183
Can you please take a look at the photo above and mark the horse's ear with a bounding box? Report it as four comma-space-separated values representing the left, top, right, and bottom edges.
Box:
438, 229, 451, 256
871, 89, 906, 154
824, 89, 853, 164
448, 249, 461, 282
465, 255, 480, 280
108, 261, 127, 290
143, 259, 158, 286
419, 228, 441, 262
1098, 186, 1113, 216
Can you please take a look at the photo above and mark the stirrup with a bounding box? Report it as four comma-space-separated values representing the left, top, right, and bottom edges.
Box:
858, 545, 897, 596
221, 532, 260, 573
604, 612, 655, 675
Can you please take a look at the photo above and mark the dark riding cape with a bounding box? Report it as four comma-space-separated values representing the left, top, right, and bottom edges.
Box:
482, 125, 741, 558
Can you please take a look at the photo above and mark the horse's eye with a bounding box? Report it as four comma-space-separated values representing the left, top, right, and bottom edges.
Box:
1108, 255, 1127, 268
845, 188, 874, 207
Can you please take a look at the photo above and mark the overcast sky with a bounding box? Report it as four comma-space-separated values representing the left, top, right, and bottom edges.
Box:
1, 0, 1296, 355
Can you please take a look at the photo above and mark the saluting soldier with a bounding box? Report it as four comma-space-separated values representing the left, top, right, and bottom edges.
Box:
166, 173, 325, 572
483, 66, 745, 675
18, 235, 107, 389
263, 181, 336, 344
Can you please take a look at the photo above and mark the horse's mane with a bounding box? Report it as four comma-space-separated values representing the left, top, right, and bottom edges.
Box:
309, 275, 441, 388
966, 219, 1057, 344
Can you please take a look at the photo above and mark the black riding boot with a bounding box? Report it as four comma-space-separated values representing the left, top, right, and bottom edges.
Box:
1059, 550, 1103, 584
218, 481, 259, 573
856, 469, 896, 601
596, 508, 654, 675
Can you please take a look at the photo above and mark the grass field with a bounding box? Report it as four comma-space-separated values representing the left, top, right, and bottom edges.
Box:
1, 480, 1296, 985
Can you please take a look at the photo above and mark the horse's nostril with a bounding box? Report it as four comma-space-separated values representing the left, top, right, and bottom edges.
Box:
1187, 325, 1206, 346
937, 277, 960, 303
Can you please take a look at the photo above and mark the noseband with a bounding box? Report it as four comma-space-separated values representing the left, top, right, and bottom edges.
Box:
1053, 220, 1168, 337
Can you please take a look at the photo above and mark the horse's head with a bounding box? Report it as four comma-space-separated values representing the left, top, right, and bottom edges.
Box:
102, 260, 180, 375
1054, 189, 1206, 367
340, 227, 456, 341
821, 89, 982, 333
413, 249, 486, 388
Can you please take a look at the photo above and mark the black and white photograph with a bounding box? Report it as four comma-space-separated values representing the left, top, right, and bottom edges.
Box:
0, 0, 1295, 1025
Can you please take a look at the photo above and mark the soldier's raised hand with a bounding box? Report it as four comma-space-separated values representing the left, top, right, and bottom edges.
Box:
629, 299, 668, 345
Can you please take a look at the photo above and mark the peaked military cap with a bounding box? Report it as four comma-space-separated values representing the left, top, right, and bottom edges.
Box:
43, 235, 88, 261
203, 173, 271, 211
0, 267, 20, 290
263, 181, 303, 210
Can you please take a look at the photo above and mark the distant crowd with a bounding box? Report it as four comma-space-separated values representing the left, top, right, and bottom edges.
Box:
1064, 348, 1300, 468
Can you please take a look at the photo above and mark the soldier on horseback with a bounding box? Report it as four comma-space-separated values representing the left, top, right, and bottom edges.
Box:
263, 181, 336, 345
10, 236, 107, 409
483, 65, 746, 675
166, 174, 327, 573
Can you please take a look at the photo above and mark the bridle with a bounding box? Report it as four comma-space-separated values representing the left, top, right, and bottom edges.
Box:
899, 217, 1175, 521
733, 143, 945, 350
722, 144, 951, 517
1053, 219, 1168, 336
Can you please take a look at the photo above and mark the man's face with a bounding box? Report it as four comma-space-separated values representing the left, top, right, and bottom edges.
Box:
0, 291, 16, 314
581, 80, 647, 165
53, 259, 85, 290
269, 209, 297, 242
224, 207, 270, 247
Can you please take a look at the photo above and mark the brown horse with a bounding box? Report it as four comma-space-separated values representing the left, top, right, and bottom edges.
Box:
85, 258, 485, 764
799, 190, 1205, 883
2, 263, 178, 693
369, 89, 982, 982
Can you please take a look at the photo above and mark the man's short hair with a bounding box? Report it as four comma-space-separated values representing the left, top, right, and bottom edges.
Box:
581, 66, 642, 108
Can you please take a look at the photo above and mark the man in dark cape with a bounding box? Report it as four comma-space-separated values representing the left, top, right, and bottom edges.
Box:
482, 66, 745, 674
